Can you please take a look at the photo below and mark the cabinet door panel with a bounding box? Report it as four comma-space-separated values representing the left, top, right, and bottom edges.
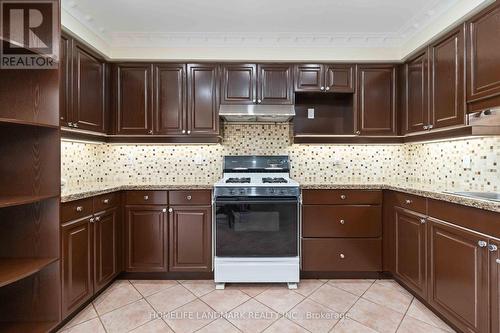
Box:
169, 206, 211, 272
394, 208, 427, 298
491, 239, 500, 333
294, 64, 323, 91
72, 44, 105, 132
60, 34, 71, 127
325, 65, 355, 93
467, 3, 500, 105
154, 64, 186, 135
222, 64, 256, 104
428, 218, 488, 333
187, 64, 219, 135
94, 209, 118, 292
430, 29, 465, 129
357, 65, 397, 135
115, 64, 152, 135
125, 206, 167, 272
405, 52, 429, 133
62, 216, 92, 317
258, 64, 293, 104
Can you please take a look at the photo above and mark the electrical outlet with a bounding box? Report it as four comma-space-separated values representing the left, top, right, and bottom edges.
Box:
194, 156, 204, 165
462, 155, 471, 168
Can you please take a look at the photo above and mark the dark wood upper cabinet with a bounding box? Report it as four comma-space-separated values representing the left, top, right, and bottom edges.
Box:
72, 42, 105, 132
467, 2, 500, 111
169, 206, 212, 272
153, 64, 186, 135
125, 205, 167, 272
187, 64, 219, 136
357, 65, 397, 135
325, 64, 355, 93
114, 64, 153, 135
221, 64, 257, 104
490, 238, 500, 333
60, 34, 71, 127
61, 216, 93, 317
257, 64, 293, 104
93, 208, 118, 292
428, 217, 488, 333
394, 207, 427, 299
405, 51, 429, 133
430, 28, 465, 129
294, 64, 323, 92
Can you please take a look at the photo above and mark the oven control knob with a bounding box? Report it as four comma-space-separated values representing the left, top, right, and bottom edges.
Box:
229, 189, 236, 195
280, 189, 286, 195
269, 188, 275, 194
239, 189, 246, 195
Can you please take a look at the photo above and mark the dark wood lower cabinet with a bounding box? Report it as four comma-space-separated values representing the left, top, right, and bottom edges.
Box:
490, 239, 500, 333
125, 205, 168, 272
428, 217, 488, 333
394, 207, 427, 298
61, 216, 93, 317
169, 206, 212, 272
94, 208, 118, 292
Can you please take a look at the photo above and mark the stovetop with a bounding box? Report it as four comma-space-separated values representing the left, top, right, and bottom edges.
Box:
215, 173, 299, 188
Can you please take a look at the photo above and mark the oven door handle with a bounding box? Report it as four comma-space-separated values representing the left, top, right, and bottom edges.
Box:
215, 200, 298, 205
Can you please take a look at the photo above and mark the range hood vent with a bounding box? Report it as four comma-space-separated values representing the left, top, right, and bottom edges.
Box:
219, 104, 295, 122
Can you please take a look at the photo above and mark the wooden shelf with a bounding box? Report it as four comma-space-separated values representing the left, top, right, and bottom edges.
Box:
0, 321, 59, 333
0, 194, 59, 209
0, 258, 58, 288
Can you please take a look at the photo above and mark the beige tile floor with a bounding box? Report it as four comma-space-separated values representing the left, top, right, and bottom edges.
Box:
59, 279, 456, 333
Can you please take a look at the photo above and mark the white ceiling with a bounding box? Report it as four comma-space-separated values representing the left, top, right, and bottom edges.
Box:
61, 0, 494, 61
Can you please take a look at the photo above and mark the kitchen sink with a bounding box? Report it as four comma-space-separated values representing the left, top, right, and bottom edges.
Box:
446, 191, 500, 202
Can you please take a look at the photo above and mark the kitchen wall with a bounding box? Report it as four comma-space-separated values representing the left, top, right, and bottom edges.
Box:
61, 124, 500, 192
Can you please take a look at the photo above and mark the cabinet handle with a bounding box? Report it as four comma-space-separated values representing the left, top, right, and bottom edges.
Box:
355, 131, 361, 135
144, 195, 149, 201
89, 217, 95, 223
478, 240, 488, 248
340, 194, 346, 200
149, 130, 153, 135
95, 216, 101, 222
405, 199, 412, 204
186, 195, 192, 201
489, 244, 498, 252
340, 219, 345, 224
325, 86, 330, 91
74, 123, 78, 128
182, 130, 186, 134
320, 86, 325, 91
257, 99, 262, 104
162, 208, 167, 213
420, 218, 426, 224
187, 130, 191, 134
168, 208, 173, 213
496, 259, 500, 265
76, 206, 83, 212
428, 124, 433, 130
423, 125, 428, 130
339, 253, 345, 259
103, 199, 109, 204
252, 99, 256, 103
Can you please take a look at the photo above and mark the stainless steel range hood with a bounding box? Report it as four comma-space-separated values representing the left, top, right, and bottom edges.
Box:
219, 104, 295, 122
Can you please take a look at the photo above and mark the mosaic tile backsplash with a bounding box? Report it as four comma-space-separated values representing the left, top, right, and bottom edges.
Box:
61, 124, 500, 192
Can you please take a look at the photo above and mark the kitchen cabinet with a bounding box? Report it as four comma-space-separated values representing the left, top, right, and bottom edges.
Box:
257, 64, 294, 104
93, 208, 118, 292
153, 64, 186, 135
428, 217, 488, 333
466, 2, 500, 111
221, 64, 257, 104
356, 65, 397, 136
404, 51, 429, 134
294, 64, 354, 93
125, 205, 168, 272
114, 63, 153, 135
490, 239, 500, 333
394, 207, 427, 298
187, 64, 220, 136
60, 34, 71, 127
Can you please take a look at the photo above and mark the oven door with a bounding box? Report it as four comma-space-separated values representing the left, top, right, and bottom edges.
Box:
215, 196, 298, 257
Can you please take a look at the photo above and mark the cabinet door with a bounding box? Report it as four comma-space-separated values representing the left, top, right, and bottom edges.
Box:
221, 64, 257, 104
357, 65, 397, 135
60, 34, 71, 127
72, 43, 105, 132
153, 64, 186, 135
428, 218, 488, 333
430, 28, 465, 129
325, 64, 355, 93
294, 64, 323, 92
115, 64, 152, 135
258, 64, 294, 104
125, 206, 167, 272
467, 3, 500, 108
490, 239, 500, 333
61, 216, 93, 317
187, 64, 219, 136
94, 208, 118, 292
169, 206, 212, 272
394, 207, 427, 298
405, 52, 429, 133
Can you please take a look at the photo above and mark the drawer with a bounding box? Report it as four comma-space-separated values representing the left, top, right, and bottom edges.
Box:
93, 192, 120, 211
125, 191, 167, 205
393, 192, 427, 214
169, 190, 211, 205
302, 190, 382, 205
61, 197, 93, 222
302, 238, 382, 271
303, 205, 381, 238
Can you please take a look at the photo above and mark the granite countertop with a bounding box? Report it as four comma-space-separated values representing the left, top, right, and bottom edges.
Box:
61, 182, 500, 213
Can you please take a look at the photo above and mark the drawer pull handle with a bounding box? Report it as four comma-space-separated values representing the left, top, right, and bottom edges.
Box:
103, 199, 110, 204
95, 216, 101, 222
405, 199, 412, 204
489, 244, 498, 252
340, 219, 345, 224
339, 254, 345, 259
186, 195, 192, 201
76, 206, 83, 212
168, 208, 173, 213
497, 259, 500, 265
340, 195, 346, 200
89, 217, 95, 223
144, 195, 149, 201
478, 240, 488, 248
162, 208, 167, 213
420, 218, 426, 224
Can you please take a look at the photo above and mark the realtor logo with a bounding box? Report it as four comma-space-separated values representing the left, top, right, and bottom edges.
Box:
1, 0, 58, 69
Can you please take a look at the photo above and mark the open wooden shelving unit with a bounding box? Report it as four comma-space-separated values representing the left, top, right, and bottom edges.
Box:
0, 3, 61, 330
